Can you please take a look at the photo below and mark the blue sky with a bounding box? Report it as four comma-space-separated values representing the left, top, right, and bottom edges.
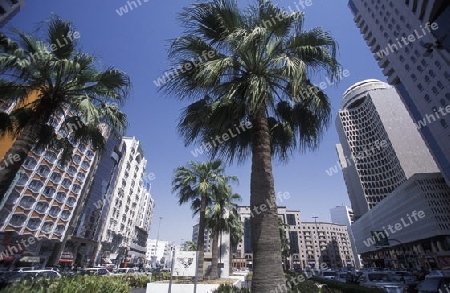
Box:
6, 0, 386, 244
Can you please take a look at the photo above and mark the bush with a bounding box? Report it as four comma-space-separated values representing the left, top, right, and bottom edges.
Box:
151, 271, 171, 282
110, 274, 150, 288
213, 284, 250, 293
0, 275, 130, 293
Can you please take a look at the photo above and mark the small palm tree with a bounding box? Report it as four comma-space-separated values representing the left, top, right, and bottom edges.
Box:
228, 209, 244, 275
161, 0, 340, 291
205, 183, 241, 279
0, 16, 130, 199
278, 217, 290, 271
182, 241, 198, 251
172, 160, 238, 280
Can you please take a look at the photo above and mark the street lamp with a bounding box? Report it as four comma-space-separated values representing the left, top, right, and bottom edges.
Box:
154, 217, 162, 267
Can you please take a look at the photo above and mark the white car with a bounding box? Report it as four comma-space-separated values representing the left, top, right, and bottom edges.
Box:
357, 271, 409, 292
114, 268, 136, 274
20, 270, 62, 279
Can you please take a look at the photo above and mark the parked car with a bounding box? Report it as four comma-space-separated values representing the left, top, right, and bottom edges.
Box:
114, 268, 136, 274
20, 270, 62, 279
0, 271, 24, 289
416, 276, 450, 293
78, 267, 111, 276
335, 272, 348, 283
357, 271, 409, 292
321, 270, 338, 280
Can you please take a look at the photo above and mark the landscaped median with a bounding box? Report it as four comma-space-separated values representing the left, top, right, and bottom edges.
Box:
210, 273, 386, 293
0, 274, 150, 293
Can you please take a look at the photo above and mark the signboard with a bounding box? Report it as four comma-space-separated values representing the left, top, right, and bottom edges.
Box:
371, 231, 390, 247
173, 250, 197, 277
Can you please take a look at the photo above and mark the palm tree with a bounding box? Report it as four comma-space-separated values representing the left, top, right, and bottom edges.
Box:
161, 1, 340, 291
0, 16, 130, 199
182, 241, 198, 251
205, 183, 241, 279
172, 160, 238, 280
228, 209, 244, 275
278, 217, 290, 271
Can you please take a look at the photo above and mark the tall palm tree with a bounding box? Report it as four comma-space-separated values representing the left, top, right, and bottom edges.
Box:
161, 1, 340, 291
0, 16, 130, 199
172, 160, 238, 280
205, 183, 241, 279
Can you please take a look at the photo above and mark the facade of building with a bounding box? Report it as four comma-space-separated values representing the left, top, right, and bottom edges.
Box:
97, 137, 153, 267
55, 129, 124, 268
330, 206, 361, 268
232, 206, 355, 270
348, 0, 450, 187
336, 79, 439, 219
146, 239, 171, 268
351, 173, 450, 270
0, 107, 98, 268
0, 0, 24, 28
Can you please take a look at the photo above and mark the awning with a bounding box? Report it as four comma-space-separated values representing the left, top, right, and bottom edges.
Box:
59, 259, 73, 263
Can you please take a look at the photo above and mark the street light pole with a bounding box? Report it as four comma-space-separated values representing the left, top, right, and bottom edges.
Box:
154, 217, 162, 268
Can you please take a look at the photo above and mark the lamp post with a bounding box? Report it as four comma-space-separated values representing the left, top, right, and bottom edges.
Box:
154, 217, 162, 268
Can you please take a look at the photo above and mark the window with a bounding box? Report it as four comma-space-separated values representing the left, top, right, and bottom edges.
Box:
23, 157, 37, 170
55, 192, 66, 203
29, 180, 43, 192
27, 218, 41, 230
72, 154, 81, 165
81, 160, 90, 170
44, 151, 57, 163
49, 206, 61, 217
35, 202, 49, 213
19, 196, 35, 209
37, 165, 50, 177
43, 186, 55, 198
61, 178, 71, 189
41, 222, 54, 233
49, 172, 62, 183
9, 214, 27, 227
67, 166, 77, 176
61, 210, 71, 220
66, 197, 76, 206
16, 173, 29, 186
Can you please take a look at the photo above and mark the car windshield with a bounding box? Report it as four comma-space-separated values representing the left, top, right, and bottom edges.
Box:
368, 273, 396, 282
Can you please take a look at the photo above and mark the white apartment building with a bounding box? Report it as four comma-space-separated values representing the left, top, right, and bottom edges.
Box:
99, 137, 153, 267
348, 0, 450, 187
146, 239, 171, 267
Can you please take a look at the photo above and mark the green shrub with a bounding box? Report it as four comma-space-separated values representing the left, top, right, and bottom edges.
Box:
110, 274, 150, 288
0, 275, 130, 293
213, 284, 250, 293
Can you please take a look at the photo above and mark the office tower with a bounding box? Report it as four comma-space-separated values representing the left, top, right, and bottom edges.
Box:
348, 0, 450, 187
351, 172, 450, 269
98, 137, 154, 267
50, 129, 124, 267
0, 0, 24, 27
330, 206, 360, 268
0, 107, 98, 268
336, 79, 439, 219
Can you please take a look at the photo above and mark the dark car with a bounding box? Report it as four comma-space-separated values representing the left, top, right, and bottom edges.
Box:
416, 276, 450, 293
0, 271, 28, 289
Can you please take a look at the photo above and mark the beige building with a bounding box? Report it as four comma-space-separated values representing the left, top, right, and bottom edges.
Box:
231, 206, 356, 270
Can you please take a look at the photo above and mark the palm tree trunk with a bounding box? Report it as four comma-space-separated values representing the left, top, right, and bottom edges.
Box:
210, 230, 219, 279
0, 123, 40, 201
250, 106, 285, 293
196, 193, 207, 281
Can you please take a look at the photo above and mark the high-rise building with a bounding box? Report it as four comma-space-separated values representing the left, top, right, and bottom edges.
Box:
330, 206, 360, 268
0, 107, 98, 268
348, 0, 450, 187
146, 239, 172, 268
0, 0, 24, 28
336, 79, 439, 219
98, 137, 154, 267
51, 129, 124, 268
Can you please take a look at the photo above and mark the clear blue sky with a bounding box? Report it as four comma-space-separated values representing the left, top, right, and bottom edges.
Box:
6, 0, 386, 244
